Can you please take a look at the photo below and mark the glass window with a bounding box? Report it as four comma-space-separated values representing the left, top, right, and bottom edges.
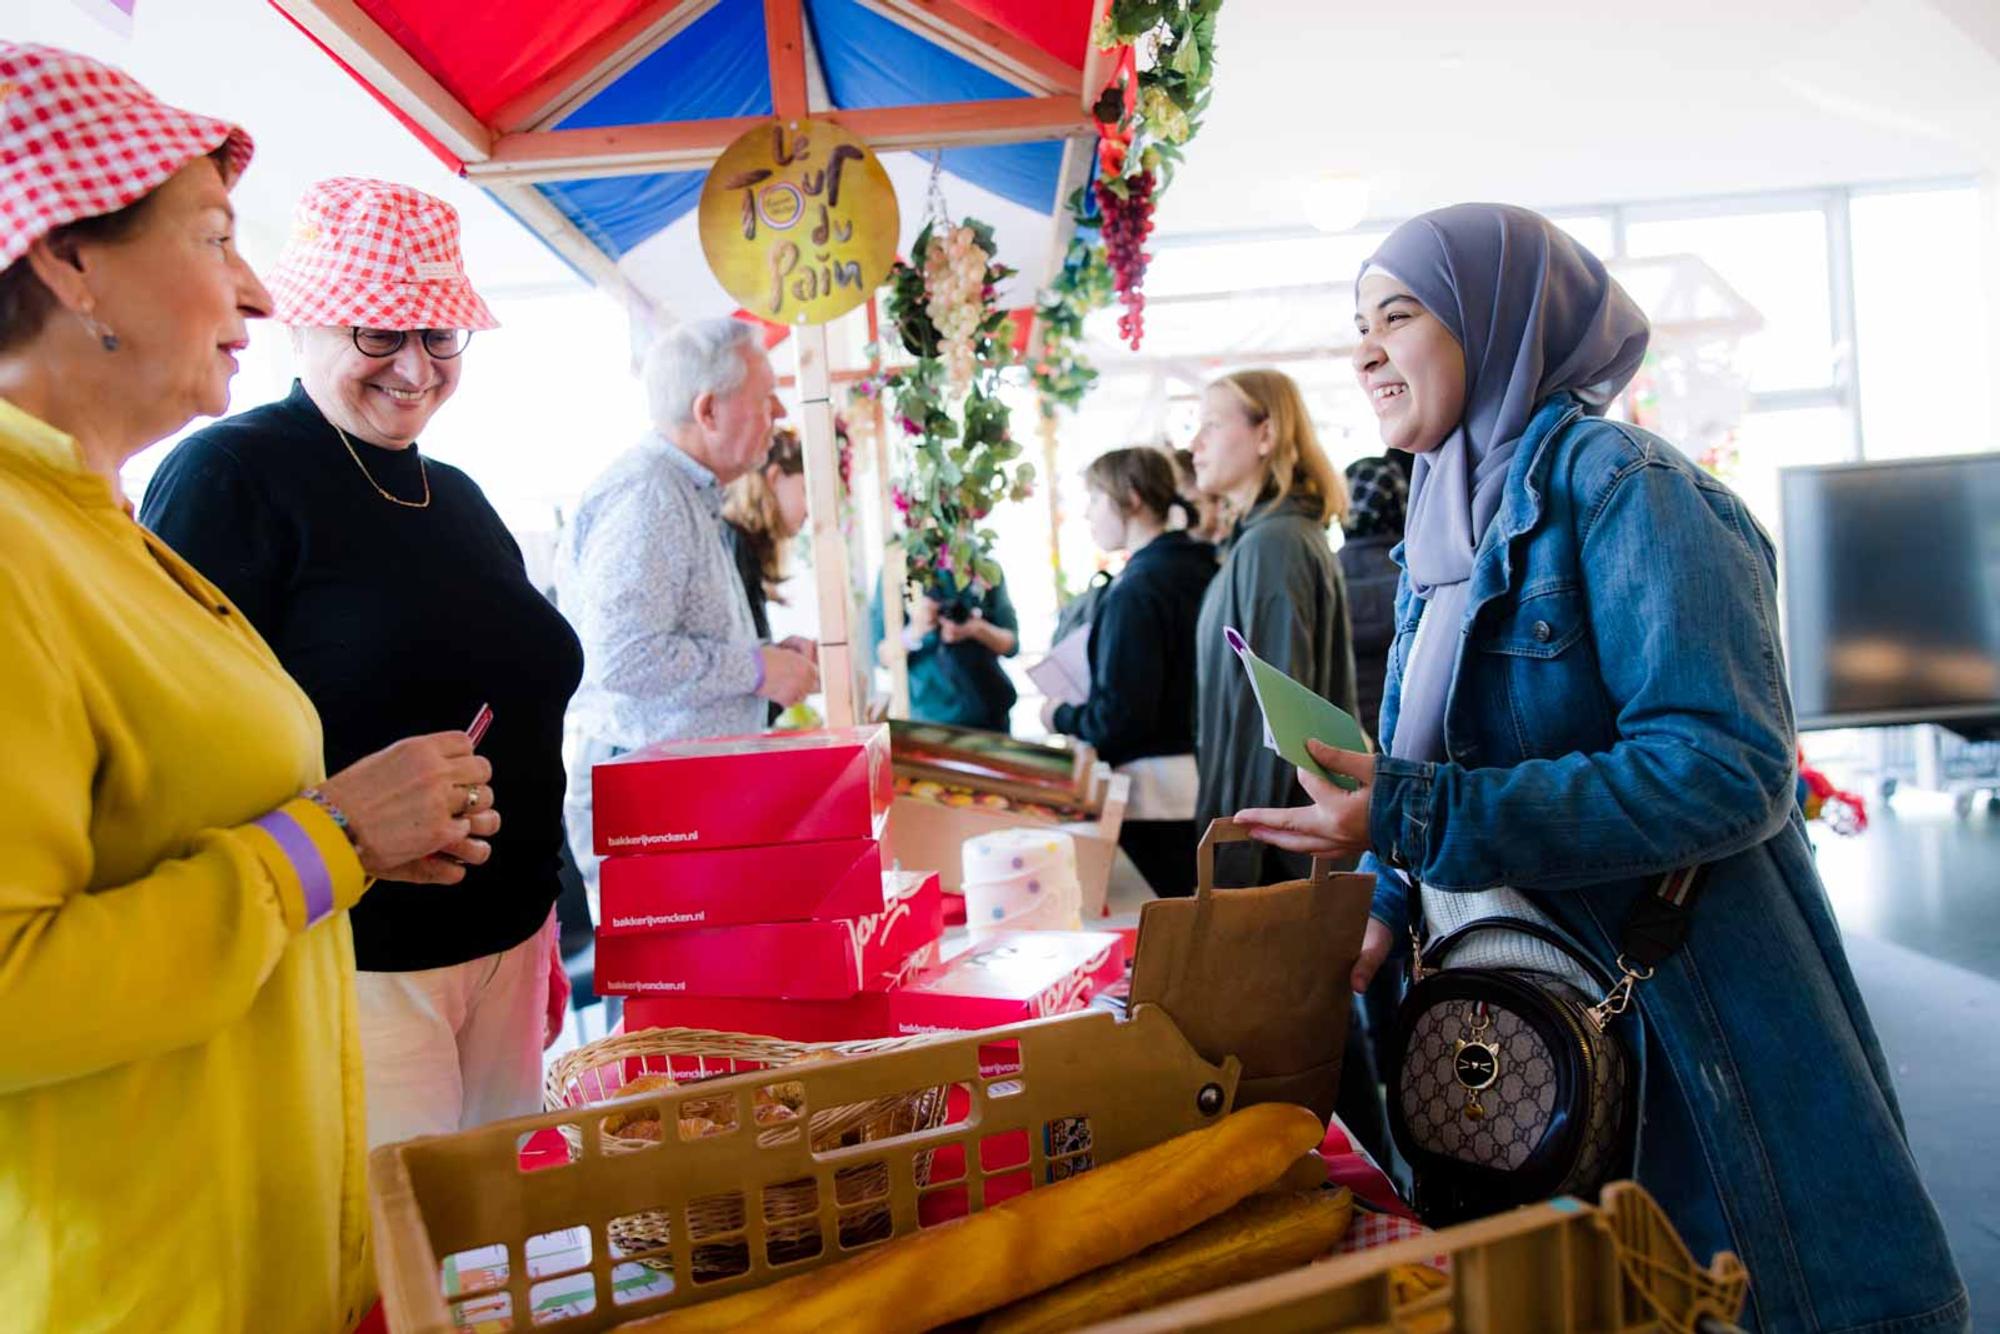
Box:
1728, 404, 1855, 538
1626, 210, 1837, 394
1850, 187, 1995, 460
1550, 213, 1617, 261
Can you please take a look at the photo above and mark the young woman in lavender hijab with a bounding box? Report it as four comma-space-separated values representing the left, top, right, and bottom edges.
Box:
1234, 204, 1967, 1332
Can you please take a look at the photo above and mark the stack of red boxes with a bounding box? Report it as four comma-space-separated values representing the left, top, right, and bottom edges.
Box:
591, 727, 944, 1042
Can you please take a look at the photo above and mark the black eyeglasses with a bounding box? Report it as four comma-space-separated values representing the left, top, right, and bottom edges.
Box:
351, 327, 473, 359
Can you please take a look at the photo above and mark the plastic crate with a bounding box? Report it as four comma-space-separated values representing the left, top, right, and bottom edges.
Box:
1087, 1181, 1747, 1334
369, 1006, 1241, 1333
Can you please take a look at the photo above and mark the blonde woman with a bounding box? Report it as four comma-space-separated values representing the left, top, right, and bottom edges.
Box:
1189, 368, 1355, 887
722, 425, 808, 644
723, 427, 811, 723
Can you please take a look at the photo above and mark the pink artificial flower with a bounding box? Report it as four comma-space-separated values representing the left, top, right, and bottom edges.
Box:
900, 414, 922, 436
891, 487, 910, 516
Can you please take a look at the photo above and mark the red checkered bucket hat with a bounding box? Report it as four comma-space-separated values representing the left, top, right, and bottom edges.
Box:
267, 177, 498, 331
0, 42, 254, 269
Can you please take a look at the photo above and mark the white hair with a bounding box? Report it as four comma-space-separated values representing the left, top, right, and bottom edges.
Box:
642, 317, 761, 428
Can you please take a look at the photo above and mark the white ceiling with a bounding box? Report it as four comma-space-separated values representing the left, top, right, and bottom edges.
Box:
1155, 0, 2000, 237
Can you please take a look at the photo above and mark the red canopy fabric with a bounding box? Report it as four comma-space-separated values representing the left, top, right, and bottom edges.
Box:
318, 1, 1092, 135
954, 0, 1093, 71
354, 0, 660, 124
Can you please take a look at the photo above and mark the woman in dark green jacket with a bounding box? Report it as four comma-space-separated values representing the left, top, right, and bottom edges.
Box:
1191, 368, 1356, 888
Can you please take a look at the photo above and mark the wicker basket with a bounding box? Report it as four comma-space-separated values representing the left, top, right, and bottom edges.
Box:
544, 1026, 951, 1276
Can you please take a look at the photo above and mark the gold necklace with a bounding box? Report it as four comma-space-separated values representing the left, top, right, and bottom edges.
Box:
331, 420, 430, 509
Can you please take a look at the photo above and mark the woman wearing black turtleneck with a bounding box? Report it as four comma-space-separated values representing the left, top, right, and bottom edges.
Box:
1042, 448, 1217, 896
140, 178, 582, 1148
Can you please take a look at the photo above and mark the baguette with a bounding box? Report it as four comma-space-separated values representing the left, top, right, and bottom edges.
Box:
613, 1101, 1324, 1334
976, 1187, 1354, 1333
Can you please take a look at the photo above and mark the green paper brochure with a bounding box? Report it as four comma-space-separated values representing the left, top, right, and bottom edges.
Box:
1224, 627, 1367, 790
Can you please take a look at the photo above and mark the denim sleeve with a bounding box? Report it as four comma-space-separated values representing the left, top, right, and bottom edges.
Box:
1361, 849, 1417, 939
1369, 458, 1798, 892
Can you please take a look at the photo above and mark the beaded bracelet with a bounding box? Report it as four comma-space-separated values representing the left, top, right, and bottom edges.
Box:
302, 787, 358, 846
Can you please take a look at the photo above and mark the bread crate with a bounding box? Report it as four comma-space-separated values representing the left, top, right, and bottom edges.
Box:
370, 1006, 1239, 1332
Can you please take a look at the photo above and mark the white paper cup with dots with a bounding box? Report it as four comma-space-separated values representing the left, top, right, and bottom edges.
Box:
960, 828, 1084, 941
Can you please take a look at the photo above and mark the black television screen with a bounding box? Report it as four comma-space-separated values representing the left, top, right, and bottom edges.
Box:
1779, 453, 2000, 731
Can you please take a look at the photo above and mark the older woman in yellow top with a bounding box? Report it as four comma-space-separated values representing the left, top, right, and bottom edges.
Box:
0, 43, 499, 1331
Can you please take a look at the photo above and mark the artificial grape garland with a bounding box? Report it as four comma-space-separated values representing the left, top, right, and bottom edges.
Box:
924, 224, 988, 391
1096, 169, 1156, 351
1036, 0, 1221, 374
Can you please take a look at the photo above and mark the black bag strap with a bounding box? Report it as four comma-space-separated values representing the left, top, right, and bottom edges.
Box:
1619, 864, 1703, 971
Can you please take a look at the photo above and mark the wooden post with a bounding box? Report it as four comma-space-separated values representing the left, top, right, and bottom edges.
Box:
867, 296, 912, 716
1038, 396, 1065, 614
794, 327, 858, 728
765, 0, 856, 727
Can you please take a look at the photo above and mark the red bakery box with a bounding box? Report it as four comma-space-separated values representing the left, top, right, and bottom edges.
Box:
888, 930, 1129, 1034
592, 725, 891, 856
594, 871, 943, 1000
622, 992, 897, 1043
598, 837, 887, 934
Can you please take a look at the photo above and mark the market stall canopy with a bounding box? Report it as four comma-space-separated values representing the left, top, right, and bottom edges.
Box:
269, 0, 1105, 325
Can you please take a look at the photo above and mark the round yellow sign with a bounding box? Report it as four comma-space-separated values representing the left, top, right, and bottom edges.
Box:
699, 118, 900, 327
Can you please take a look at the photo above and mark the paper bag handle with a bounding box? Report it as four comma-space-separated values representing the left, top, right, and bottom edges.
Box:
1195, 818, 1337, 897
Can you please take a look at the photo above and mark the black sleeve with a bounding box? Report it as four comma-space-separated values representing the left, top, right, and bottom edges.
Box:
138, 435, 294, 633
1052, 584, 1165, 767
984, 577, 1021, 656
721, 521, 770, 641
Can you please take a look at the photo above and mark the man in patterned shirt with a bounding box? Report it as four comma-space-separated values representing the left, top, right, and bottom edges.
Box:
559, 318, 819, 910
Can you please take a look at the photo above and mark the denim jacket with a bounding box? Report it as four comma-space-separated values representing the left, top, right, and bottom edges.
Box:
1364, 395, 1968, 1333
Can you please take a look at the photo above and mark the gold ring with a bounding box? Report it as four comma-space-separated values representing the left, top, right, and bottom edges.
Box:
462, 784, 481, 814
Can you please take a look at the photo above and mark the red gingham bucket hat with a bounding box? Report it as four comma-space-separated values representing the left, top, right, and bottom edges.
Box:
266, 177, 498, 331
0, 42, 254, 269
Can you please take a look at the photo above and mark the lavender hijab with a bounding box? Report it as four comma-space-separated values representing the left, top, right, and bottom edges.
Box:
1362, 205, 1649, 763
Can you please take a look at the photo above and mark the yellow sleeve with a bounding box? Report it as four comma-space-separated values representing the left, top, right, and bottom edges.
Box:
0, 582, 366, 1096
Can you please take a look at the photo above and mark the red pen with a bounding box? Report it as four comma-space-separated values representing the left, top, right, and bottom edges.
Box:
466, 702, 494, 748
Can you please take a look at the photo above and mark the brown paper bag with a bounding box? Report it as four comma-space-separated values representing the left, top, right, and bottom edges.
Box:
1128, 819, 1374, 1122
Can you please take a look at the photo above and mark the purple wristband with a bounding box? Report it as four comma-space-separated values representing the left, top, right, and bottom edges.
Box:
254, 808, 336, 927
751, 643, 767, 692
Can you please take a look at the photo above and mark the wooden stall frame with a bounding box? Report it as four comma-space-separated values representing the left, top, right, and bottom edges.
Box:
271, 0, 1122, 726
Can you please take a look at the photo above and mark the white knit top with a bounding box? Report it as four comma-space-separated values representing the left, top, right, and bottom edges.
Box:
1402, 612, 1599, 996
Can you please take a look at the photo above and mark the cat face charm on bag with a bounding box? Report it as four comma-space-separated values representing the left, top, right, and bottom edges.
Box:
1450, 1003, 1500, 1118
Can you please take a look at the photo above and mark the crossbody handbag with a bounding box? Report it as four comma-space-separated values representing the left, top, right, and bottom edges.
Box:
1385, 867, 1703, 1227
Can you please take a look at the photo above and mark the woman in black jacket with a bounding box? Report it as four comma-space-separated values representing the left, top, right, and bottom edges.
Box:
1337, 455, 1408, 747
1043, 448, 1217, 895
